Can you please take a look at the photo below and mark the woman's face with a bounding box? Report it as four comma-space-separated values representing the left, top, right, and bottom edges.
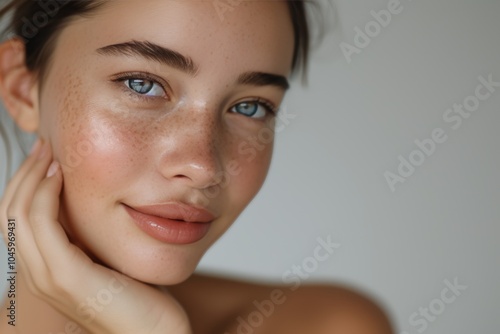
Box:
34, 0, 294, 284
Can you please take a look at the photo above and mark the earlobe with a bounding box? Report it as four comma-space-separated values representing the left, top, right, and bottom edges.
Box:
0, 38, 40, 132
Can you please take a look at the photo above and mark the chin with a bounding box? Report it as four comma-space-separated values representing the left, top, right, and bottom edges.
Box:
78, 237, 207, 285
76, 244, 203, 285
116, 252, 202, 286
119, 265, 196, 286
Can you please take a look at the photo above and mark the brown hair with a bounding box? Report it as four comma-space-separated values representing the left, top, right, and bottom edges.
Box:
0, 0, 313, 82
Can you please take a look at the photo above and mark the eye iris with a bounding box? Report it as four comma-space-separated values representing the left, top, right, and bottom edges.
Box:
129, 79, 153, 94
236, 102, 258, 116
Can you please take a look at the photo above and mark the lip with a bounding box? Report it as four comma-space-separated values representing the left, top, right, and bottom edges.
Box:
122, 203, 215, 244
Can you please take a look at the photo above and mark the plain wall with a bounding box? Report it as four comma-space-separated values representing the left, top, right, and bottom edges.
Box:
1, 1, 499, 333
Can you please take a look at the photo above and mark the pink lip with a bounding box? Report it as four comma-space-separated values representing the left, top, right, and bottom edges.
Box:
123, 203, 215, 244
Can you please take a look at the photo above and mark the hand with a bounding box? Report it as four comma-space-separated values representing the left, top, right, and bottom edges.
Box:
0, 139, 192, 334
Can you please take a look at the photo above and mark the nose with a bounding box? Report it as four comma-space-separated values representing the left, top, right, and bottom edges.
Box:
156, 108, 224, 190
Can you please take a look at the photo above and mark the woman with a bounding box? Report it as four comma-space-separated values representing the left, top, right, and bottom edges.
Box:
0, 0, 394, 332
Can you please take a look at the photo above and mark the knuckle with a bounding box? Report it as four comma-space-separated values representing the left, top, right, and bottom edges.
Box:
50, 269, 69, 291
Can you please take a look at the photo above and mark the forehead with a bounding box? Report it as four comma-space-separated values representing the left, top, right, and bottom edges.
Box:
52, 0, 294, 75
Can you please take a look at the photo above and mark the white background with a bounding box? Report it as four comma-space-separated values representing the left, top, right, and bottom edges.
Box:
1, 0, 499, 333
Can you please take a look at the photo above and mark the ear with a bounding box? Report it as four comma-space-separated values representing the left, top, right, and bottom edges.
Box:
0, 38, 40, 132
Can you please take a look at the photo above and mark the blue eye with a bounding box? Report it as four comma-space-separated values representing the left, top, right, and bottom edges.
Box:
125, 78, 165, 97
231, 100, 275, 119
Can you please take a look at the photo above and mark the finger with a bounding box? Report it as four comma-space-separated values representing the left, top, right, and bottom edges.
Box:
15, 238, 46, 297
29, 161, 66, 252
24, 160, 65, 258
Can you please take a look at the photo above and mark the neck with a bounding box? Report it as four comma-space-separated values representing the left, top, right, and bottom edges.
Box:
0, 270, 88, 334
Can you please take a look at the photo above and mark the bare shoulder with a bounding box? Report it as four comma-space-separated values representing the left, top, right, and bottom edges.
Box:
169, 273, 395, 334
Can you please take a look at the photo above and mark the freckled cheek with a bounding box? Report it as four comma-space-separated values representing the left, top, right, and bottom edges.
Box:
55, 111, 150, 200
227, 136, 274, 207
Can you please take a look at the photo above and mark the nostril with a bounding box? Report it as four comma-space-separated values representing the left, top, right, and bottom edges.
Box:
173, 174, 190, 179
158, 141, 223, 189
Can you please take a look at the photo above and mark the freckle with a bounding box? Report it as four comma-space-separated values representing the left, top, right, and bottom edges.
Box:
58, 72, 86, 135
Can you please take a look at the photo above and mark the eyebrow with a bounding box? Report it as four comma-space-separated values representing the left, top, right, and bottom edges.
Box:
96, 40, 198, 75
238, 72, 289, 91
96, 40, 289, 90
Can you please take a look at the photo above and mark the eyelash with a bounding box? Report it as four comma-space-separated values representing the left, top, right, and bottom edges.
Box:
111, 72, 278, 117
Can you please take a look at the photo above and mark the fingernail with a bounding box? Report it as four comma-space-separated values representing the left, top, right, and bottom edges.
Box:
30, 138, 42, 155
46, 161, 60, 178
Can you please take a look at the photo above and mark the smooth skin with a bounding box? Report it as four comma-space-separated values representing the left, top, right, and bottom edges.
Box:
0, 0, 395, 333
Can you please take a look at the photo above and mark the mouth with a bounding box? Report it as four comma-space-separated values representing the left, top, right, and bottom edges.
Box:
122, 202, 215, 244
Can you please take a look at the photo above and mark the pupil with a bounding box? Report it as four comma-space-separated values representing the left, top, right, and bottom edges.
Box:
130, 79, 153, 94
